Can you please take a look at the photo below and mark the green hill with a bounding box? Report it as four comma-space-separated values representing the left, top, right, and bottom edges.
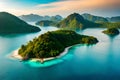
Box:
55, 13, 120, 30
19, 30, 98, 59
102, 28, 119, 35
56, 13, 100, 30
0, 12, 40, 34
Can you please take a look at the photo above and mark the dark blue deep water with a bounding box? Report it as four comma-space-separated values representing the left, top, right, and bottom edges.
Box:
0, 26, 120, 80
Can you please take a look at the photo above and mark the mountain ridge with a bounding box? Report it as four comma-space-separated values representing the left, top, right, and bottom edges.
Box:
19, 14, 63, 22
0, 12, 40, 33
56, 13, 100, 30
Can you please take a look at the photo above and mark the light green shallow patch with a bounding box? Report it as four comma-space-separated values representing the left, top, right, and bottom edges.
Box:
23, 53, 73, 68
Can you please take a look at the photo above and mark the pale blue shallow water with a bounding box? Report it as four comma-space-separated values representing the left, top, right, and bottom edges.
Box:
0, 25, 120, 80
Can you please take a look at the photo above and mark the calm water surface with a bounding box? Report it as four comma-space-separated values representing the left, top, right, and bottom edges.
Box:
0, 24, 120, 80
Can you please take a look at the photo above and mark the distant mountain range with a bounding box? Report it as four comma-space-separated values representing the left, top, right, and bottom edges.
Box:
82, 13, 120, 23
56, 13, 100, 30
0, 12, 40, 34
19, 13, 120, 23
35, 13, 120, 30
107, 16, 120, 22
36, 13, 100, 30
0, 11, 119, 34
19, 14, 63, 22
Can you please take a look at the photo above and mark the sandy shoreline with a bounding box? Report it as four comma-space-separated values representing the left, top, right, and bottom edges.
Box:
11, 49, 23, 59
11, 45, 73, 63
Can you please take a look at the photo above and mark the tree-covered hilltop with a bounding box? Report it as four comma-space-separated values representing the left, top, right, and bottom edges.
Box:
102, 28, 119, 35
0, 12, 40, 34
82, 13, 108, 23
19, 30, 98, 59
56, 13, 100, 30
35, 20, 56, 26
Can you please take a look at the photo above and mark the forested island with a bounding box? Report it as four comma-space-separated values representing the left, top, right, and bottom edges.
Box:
35, 13, 120, 31
18, 30, 98, 63
0, 12, 40, 34
102, 28, 119, 35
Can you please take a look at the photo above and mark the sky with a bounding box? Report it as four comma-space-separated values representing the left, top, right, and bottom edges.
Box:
0, 0, 120, 17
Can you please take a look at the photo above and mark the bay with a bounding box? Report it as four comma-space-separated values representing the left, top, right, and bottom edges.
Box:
0, 23, 120, 80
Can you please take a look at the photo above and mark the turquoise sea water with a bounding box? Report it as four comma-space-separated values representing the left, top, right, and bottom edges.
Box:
0, 25, 120, 80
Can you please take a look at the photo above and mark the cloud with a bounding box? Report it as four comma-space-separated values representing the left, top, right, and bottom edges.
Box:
36, 0, 120, 10
29, 0, 119, 16
0, 0, 120, 17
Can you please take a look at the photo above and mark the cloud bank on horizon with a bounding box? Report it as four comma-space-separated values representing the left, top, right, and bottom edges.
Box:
0, 0, 120, 17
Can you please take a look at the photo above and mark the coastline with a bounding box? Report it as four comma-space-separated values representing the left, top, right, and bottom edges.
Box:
11, 45, 75, 63
11, 49, 23, 60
